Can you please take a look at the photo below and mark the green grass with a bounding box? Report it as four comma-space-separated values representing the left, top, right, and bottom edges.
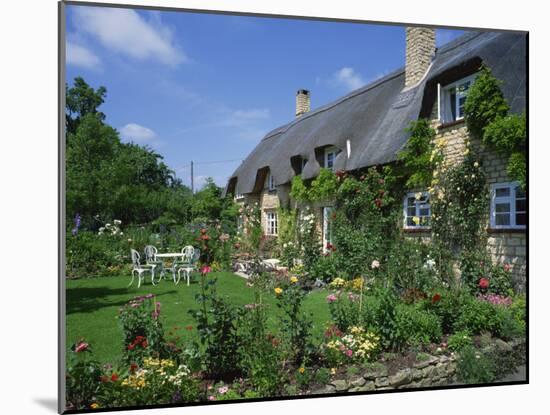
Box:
66, 272, 331, 364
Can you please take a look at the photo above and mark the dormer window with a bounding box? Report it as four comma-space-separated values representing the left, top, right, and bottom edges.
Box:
324, 146, 338, 171
267, 173, 275, 191
439, 73, 477, 123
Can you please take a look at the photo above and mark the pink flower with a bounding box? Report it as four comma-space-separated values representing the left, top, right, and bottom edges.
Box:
208, 396, 216, 401
75, 341, 89, 353
479, 278, 490, 290
503, 263, 512, 272
346, 349, 353, 358
326, 294, 338, 303
201, 265, 212, 275
218, 386, 229, 394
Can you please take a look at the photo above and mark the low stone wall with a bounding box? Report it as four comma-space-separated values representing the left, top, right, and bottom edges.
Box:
313, 338, 525, 394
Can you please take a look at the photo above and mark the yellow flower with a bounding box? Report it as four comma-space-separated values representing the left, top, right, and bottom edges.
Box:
330, 368, 337, 375
90, 403, 100, 409
274, 287, 283, 295
290, 276, 298, 284
298, 367, 305, 374
412, 216, 420, 225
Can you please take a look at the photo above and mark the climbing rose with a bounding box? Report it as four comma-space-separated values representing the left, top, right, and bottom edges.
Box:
479, 278, 490, 290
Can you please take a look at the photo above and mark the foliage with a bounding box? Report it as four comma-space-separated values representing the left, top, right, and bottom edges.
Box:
393, 303, 442, 349
424, 288, 472, 334
66, 76, 107, 135
447, 330, 473, 352
290, 175, 309, 202
66, 341, 103, 410
238, 304, 285, 396
397, 119, 439, 188
326, 291, 360, 332
310, 254, 339, 283
273, 276, 313, 365
119, 295, 169, 364
463, 66, 526, 188
456, 345, 495, 384
332, 167, 399, 279
463, 65, 510, 140
189, 273, 242, 380
297, 207, 321, 272
277, 208, 299, 267
309, 168, 340, 201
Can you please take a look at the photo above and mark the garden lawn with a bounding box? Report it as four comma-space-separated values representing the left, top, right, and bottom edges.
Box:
66, 272, 331, 364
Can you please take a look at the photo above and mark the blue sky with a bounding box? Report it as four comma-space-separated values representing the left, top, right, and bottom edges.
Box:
65, 5, 467, 189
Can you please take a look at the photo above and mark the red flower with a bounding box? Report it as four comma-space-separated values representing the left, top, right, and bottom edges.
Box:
130, 363, 138, 373
200, 228, 207, 234
479, 278, 490, 290
127, 343, 135, 351
141, 340, 148, 348
74, 341, 89, 353
201, 265, 212, 275
111, 373, 119, 382
326, 243, 333, 251
201, 234, 210, 240
432, 293, 441, 303
374, 198, 382, 208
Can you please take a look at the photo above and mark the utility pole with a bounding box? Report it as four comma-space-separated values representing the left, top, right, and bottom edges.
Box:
190, 160, 194, 194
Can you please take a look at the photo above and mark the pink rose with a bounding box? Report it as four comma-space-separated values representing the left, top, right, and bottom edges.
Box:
346, 349, 353, 358
75, 342, 89, 353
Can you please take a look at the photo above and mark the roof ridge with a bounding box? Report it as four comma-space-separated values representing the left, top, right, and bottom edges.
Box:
262, 67, 404, 141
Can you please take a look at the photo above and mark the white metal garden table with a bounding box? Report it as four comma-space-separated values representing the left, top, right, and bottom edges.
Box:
154, 253, 193, 285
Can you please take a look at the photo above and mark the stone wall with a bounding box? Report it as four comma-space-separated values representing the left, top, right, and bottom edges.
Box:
313, 338, 525, 395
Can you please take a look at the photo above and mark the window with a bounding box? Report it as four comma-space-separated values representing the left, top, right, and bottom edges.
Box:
267, 173, 275, 191
403, 191, 431, 229
322, 206, 334, 251
324, 147, 337, 171
490, 182, 526, 229
265, 211, 278, 235
235, 193, 244, 200
440, 74, 476, 123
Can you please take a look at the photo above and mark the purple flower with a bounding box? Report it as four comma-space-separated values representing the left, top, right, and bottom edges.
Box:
72, 213, 81, 236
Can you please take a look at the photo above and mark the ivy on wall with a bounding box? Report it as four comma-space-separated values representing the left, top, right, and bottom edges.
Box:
463, 65, 526, 189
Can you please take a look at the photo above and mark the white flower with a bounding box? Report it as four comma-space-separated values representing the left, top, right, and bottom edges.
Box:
114, 219, 122, 225
99, 227, 106, 232
474, 161, 479, 168
371, 260, 380, 269
415, 192, 423, 200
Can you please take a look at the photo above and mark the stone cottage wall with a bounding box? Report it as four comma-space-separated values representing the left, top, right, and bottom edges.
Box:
430, 114, 526, 289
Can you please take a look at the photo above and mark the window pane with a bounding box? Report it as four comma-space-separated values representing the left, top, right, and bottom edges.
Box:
495, 213, 511, 226
516, 199, 526, 212
450, 92, 457, 120
419, 207, 430, 216
407, 207, 416, 216
515, 186, 526, 199
516, 213, 526, 226
495, 187, 510, 198
406, 217, 414, 227
495, 203, 510, 213
420, 216, 430, 226
407, 197, 415, 207
458, 96, 466, 118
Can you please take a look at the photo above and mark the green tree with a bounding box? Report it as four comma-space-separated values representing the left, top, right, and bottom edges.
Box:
66, 77, 107, 135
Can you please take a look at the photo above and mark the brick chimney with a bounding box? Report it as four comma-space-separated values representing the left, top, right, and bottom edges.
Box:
295, 89, 310, 117
405, 27, 436, 88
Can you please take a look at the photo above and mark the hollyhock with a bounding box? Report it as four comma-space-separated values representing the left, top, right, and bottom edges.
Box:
479, 278, 490, 290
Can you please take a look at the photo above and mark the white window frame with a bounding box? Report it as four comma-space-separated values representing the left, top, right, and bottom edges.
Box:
267, 173, 275, 191
439, 73, 477, 123
324, 146, 338, 171
265, 211, 278, 236
322, 206, 334, 252
235, 192, 244, 200
403, 191, 431, 229
490, 182, 526, 229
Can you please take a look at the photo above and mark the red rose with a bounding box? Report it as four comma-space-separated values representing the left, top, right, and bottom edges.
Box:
479, 278, 490, 290
127, 343, 135, 351
130, 363, 138, 373
111, 373, 119, 382
432, 293, 441, 303
141, 340, 148, 348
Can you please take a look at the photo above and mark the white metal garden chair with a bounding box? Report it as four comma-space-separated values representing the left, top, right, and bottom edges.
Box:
129, 249, 155, 288
172, 246, 199, 286
144, 245, 164, 283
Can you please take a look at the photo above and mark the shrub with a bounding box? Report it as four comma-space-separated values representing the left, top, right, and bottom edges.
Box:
66, 341, 103, 410
119, 295, 169, 365
310, 254, 339, 283
447, 330, 473, 352
386, 239, 436, 294
425, 288, 471, 334
393, 303, 442, 349
456, 345, 495, 384
483, 113, 526, 155
326, 291, 360, 332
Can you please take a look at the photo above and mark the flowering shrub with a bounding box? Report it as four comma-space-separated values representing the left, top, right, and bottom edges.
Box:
119, 294, 169, 364
477, 293, 513, 306
324, 326, 380, 367
447, 330, 473, 352
326, 290, 360, 332
66, 340, 103, 411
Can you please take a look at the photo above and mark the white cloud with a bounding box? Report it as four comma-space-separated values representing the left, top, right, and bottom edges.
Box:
332, 67, 366, 92
66, 40, 101, 70
119, 123, 157, 143
73, 7, 186, 66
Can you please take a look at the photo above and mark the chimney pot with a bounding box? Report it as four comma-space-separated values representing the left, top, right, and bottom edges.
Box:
405, 27, 436, 88
295, 89, 310, 118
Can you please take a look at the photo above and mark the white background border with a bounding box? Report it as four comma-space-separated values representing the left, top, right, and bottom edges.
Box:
1, 1, 545, 414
